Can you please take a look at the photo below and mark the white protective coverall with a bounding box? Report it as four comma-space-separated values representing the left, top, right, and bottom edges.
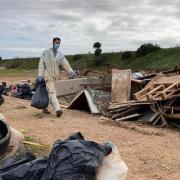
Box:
38, 48, 73, 112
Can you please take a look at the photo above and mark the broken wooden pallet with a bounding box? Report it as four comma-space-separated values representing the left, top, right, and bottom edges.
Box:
134, 82, 180, 101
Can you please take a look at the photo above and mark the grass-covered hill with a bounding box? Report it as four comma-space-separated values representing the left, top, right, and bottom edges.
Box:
0, 47, 180, 71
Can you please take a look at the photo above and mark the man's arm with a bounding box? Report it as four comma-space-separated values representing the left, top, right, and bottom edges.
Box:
38, 52, 45, 77
57, 52, 77, 78
60, 57, 73, 74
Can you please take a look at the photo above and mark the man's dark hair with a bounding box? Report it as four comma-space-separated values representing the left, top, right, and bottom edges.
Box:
53, 37, 61, 42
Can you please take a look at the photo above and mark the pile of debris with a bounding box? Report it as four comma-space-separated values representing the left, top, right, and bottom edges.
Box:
109, 68, 180, 128
0, 80, 34, 100
58, 68, 180, 129
0, 132, 128, 180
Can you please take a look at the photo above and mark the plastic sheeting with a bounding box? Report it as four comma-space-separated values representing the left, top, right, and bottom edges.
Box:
96, 146, 128, 180
0, 132, 111, 180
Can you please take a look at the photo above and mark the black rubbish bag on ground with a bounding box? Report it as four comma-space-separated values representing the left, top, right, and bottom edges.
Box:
0, 132, 111, 180
0, 86, 5, 106
41, 132, 111, 180
0, 95, 4, 106
15, 84, 33, 100
31, 79, 49, 109
0, 158, 48, 180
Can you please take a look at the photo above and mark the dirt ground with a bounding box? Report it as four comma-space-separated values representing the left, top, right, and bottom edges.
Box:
1, 75, 180, 180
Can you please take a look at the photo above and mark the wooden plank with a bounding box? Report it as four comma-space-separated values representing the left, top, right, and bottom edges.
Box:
111, 69, 131, 103
160, 83, 178, 99
146, 85, 164, 101
109, 101, 154, 110
162, 89, 180, 100
131, 79, 144, 84
112, 106, 142, 120
109, 107, 129, 114
164, 114, 180, 119
163, 106, 180, 111
152, 114, 162, 125
138, 68, 180, 80
116, 113, 141, 121
133, 86, 152, 100
148, 111, 160, 123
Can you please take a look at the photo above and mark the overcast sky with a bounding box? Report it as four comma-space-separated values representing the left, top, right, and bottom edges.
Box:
0, 0, 180, 58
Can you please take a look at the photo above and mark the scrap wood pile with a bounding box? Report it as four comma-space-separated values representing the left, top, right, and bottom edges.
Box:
58, 67, 180, 129
109, 68, 180, 129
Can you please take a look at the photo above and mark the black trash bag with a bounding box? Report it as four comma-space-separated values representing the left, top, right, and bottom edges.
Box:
0, 152, 36, 173
0, 132, 111, 180
0, 95, 4, 106
0, 152, 47, 180
31, 79, 49, 109
0, 86, 5, 106
41, 132, 111, 180
15, 84, 33, 100
0, 83, 9, 96
0, 158, 48, 180
0, 85, 5, 95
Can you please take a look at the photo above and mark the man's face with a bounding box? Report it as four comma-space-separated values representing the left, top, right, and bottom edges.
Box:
53, 39, 61, 45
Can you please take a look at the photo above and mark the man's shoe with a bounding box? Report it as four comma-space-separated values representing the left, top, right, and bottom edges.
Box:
43, 109, 51, 114
56, 110, 63, 117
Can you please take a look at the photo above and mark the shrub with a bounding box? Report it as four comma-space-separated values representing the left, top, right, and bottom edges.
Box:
94, 48, 102, 56
136, 43, 161, 57
121, 51, 133, 60
93, 54, 108, 66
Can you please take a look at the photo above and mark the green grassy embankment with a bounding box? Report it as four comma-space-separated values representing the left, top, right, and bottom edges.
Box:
0, 47, 179, 71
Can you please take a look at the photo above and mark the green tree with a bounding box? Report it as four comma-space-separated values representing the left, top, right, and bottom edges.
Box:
121, 51, 133, 60
93, 42, 102, 56
0, 57, 2, 61
136, 43, 161, 57
93, 42, 101, 49
94, 48, 102, 56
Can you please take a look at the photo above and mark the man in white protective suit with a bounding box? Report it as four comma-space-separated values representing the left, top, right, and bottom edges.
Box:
37, 37, 77, 117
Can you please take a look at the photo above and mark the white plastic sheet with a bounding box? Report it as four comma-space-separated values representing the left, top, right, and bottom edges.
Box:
96, 146, 128, 180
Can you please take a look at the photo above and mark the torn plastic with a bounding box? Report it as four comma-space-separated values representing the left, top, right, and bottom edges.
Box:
96, 146, 128, 180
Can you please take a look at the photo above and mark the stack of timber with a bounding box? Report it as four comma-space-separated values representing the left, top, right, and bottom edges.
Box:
108, 68, 180, 128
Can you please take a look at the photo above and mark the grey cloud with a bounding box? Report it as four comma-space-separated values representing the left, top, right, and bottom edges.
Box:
0, 0, 180, 58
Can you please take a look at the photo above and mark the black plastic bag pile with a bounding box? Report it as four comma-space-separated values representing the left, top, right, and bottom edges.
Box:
0, 85, 5, 105
0, 132, 111, 180
15, 84, 33, 100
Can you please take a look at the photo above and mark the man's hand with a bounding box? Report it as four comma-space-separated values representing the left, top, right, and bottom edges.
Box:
36, 76, 44, 83
68, 70, 79, 79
